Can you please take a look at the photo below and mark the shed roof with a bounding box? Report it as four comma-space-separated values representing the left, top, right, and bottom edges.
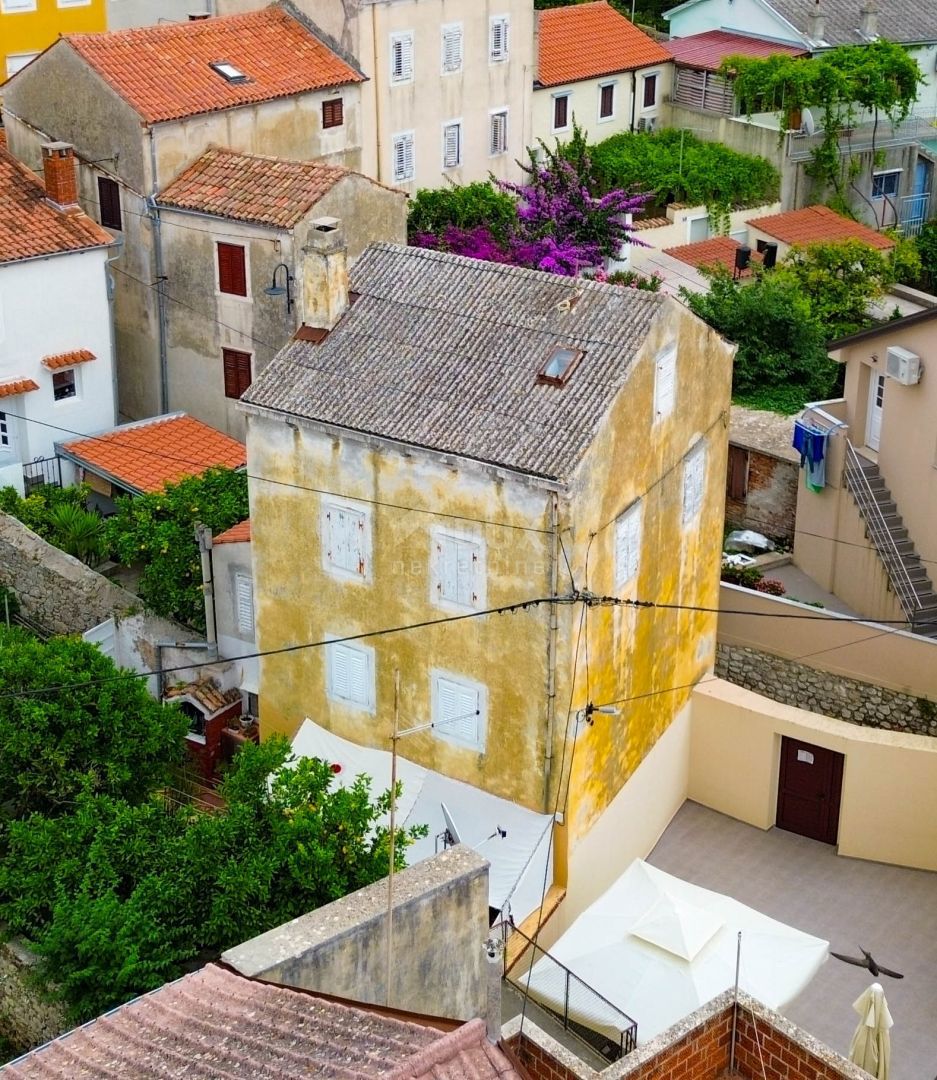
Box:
242, 244, 667, 483
61, 4, 363, 125
537, 0, 671, 87
666, 29, 805, 71
0, 148, 111, 265
729, 404, 800, 461
749, 204, 894, 250
58, 413, 246, 494
664, 235, 759, 273
214, 518, 252, 544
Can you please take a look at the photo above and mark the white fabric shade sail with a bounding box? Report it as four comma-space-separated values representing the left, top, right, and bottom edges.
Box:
523, 859, 829, 1045
291, 718, 554, 922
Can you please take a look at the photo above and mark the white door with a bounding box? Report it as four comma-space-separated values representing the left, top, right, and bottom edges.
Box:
688, 215, 710, 243
866, 373, 885, 451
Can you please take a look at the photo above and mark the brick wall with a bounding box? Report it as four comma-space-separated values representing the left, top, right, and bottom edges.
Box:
510, 1032, 583, 1080
726, 448, 798, 544
733, 1010, 858, 1080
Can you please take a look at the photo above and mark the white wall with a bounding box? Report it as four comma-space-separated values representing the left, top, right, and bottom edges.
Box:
666, 0, 801, 44
0, 247, 116, 483
106, 0, 200, 29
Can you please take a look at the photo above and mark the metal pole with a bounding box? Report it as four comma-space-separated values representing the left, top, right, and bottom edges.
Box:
729, 930, 742, 1073
385, 669, 400, 1007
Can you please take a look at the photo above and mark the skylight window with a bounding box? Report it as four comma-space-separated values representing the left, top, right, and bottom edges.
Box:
538, 346, 583, 386
210, 61, 249, 83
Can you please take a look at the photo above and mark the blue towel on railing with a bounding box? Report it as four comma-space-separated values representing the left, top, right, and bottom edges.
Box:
792, 421, 828, 492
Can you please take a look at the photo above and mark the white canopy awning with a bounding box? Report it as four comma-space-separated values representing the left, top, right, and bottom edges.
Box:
291, 718, 554, 923
524, 859, 828, 1045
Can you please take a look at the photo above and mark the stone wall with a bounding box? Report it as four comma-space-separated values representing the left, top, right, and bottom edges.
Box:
0, 940, 68, 1060
716, 643, 937, 736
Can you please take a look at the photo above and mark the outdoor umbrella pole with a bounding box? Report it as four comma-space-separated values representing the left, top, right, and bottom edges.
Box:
730, 931, 742, 1073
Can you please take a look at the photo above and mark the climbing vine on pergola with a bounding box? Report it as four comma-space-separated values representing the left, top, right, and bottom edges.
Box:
722, 41, 923, 217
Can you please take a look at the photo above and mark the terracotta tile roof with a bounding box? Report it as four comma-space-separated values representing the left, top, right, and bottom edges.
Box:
164, 677, 242, 714
537, 0, 671, 87
59, 413, 246, 494
65, 5, 364, 125
664, 235, 759, 273
0, 149, 111, 265
158, 148, 348, 228
214, 518, 251, 544
0, 378, 40, 398
667, 29, 806, 71
750, 205, 895, 250
2, 963, 445, 1078
41, 348, 96, 370
386, 1019, 523, 1079
0, 129, 6, 150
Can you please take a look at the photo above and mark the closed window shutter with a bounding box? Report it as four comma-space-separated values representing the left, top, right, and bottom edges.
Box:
235, 573, 254, 636
436, 677, 480, 744
347, 649, 370, 704
326, 504, 367, 576
615, 502, 642, 590
655, 346, 676, 420
683, 442, 707, 524
490, 112, 507, 155
392, 34, 413, 80
727, 446, 749, 500
490, 17, 509, 60
330, 644, 351, 701
322, 97, 344, 128
443, 123, 461, 168
437, 535, 480, 607
328, 642, 372, 707
442, 24, 462, 72
393, 134, 414, 181
222, 349, 251, 399
218, 243, 247, 296
98, 176, 122, 231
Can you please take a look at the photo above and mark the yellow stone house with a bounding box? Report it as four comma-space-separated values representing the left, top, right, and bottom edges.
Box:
241, 238, 735, 907
0, 0, 104, 83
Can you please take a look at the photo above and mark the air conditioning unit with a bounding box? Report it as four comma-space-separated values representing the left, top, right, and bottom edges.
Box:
885, 345, 922, 385
636, 118, 648, 132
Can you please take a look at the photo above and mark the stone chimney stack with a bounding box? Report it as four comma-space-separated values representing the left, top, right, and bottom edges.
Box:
302, 217, 348, 331
484, 938, 503, 1045
41, 142, 79, 211
859, 3, 878, 38
807, 1, 825, 41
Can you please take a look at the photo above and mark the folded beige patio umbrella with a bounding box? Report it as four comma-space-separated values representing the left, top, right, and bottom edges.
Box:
849, 982, 893, 1080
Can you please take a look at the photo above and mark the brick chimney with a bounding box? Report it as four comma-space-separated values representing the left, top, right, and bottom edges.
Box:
41, 142, 79, 211
807, 0, 825, 42
859, 2, 878, 38
302, 217, 348, 331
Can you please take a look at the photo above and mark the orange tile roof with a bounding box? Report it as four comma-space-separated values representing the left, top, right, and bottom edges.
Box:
60, 414, 246, 494
0, 130, 6, 150
665, 235, 759, 273
65, 5, 364, 125
537, 1, 671, 87
214, 518, 251, 544
0, 378, 40, 398
666, 30, 806, 72
42, 348, 96, 370
750, 205, 895, 250
158, 149, 348, 228
0, 149, 111, 265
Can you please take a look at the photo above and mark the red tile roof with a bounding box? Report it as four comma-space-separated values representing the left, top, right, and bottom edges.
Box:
0, 129, 6, 150
0, 378, 40, 398
750, 205, 895, 250
214, 518, 251, 544
60, 413, 246, 494
665, 235, 759, 273
158, 148, 348, 228
387, 1019, 522, 1080
41, 348, 96, 370
65, 5, 364, 125
537, 0, 671, 87
667, 30, 806, 72
164, 677, 242, 714
0, 149, 111, 265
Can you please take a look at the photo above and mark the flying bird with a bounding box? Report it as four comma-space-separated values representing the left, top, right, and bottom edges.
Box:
831, 947, 904, 979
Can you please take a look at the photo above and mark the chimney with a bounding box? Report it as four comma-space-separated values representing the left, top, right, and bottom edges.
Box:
484, 938, 503, 1044
188, 11, 210, 19
41, 142, 79, 211
859, 2, 878, 38
807, 1, 825, 41
302, 217, 348, 331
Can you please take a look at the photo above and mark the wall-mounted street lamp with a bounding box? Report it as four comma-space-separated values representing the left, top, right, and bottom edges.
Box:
264, 262, 294, 314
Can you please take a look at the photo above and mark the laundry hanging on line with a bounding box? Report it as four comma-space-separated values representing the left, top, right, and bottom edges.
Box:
792, 420, 829, 493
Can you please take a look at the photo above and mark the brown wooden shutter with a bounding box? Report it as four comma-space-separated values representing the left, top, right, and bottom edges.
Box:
222, 349, 251, 399
97, 176, 122, 231
727, 445, 749, 501
217, 243, 247, 296
554, 95, 568, 130
322, 98, 344, 129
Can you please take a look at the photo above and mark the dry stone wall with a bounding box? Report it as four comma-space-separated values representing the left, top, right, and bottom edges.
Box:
0, 939, 67, 1059
716, 643, 937, 736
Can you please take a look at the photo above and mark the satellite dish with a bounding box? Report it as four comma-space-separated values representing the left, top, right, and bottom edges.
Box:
441, 802, 463, 846
801, 108, 816, 136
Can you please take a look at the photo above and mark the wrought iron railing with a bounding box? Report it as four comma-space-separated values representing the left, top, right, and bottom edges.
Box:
502, 924, 637, 1062
22, 455, 62, 495
898, 193, 930, 237
786, 115, 935, 161
843, 440, 922, 619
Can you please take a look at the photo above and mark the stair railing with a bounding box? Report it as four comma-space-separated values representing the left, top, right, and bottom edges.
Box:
843, 440, 922, 618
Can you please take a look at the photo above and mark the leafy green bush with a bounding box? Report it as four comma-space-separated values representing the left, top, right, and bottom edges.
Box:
604, 269, 664, 291
915, 221, 937, 292
105, 467, 249, 630
408, 182, 518, 245
720, 563, 764, 588
0, 484, 93, 547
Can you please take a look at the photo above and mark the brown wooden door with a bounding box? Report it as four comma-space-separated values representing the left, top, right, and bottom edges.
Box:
776, 737, 844, 845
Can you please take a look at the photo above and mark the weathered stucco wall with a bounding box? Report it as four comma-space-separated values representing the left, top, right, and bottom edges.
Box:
223, 846, 490, 1021
0, 940, 68, 1060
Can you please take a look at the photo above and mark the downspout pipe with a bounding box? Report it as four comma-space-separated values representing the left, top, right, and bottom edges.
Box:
147, 129, 170, 414
630, 70, 638, 132
105, 234, 124, 430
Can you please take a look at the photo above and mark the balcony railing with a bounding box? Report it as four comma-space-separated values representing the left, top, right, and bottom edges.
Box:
898, 193, 930, 237
786, 115, 936, 161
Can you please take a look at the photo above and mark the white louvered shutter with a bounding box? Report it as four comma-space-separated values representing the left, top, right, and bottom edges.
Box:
235, 573, 254, 637
347, 648, 370, 705
329, 644, 351, 701
329, 643, 372, 707
436, 676, 480, 745
442, 24, 463, 73
391, 33, 413, 81
489, 111, 508, 155
393, 133, 414, 182
655, 345, 676, 421
326, 505, 367, 576
682, 442, 707, 525
443, 123, 461, 168
490, 16, 509, 61
615, 502, 642, 591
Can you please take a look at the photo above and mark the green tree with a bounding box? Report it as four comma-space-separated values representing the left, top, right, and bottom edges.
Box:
0, 628, 187, 817
408, 182, 518, 245
915, 221, 937, 290
105, 467, 249, 630
0, 484, 94, 548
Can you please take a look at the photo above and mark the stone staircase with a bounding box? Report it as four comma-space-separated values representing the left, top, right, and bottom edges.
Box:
843, 442, 937, 638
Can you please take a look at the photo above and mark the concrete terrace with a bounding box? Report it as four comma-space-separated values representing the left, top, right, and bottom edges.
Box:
648, 801, 937, 1080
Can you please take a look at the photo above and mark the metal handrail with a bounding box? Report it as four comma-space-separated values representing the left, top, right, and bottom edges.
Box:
503, 923, 638, 1061
843, 440, 921, 616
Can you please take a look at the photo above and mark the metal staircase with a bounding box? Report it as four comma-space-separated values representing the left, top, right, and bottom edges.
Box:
843, 442, 937, 638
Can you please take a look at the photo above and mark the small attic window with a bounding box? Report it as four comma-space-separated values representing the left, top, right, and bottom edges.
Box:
210, 61, 249, 83
538, 346, 583, 386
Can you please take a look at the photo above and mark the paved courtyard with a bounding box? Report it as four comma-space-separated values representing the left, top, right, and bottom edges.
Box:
648, 801, 937, 1080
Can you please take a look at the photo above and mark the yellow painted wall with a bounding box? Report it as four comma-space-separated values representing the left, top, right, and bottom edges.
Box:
1, 0, 104, 83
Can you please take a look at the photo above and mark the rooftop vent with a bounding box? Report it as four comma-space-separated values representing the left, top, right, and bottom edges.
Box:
538, 346, 583, 386
209, 61, 249, 83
